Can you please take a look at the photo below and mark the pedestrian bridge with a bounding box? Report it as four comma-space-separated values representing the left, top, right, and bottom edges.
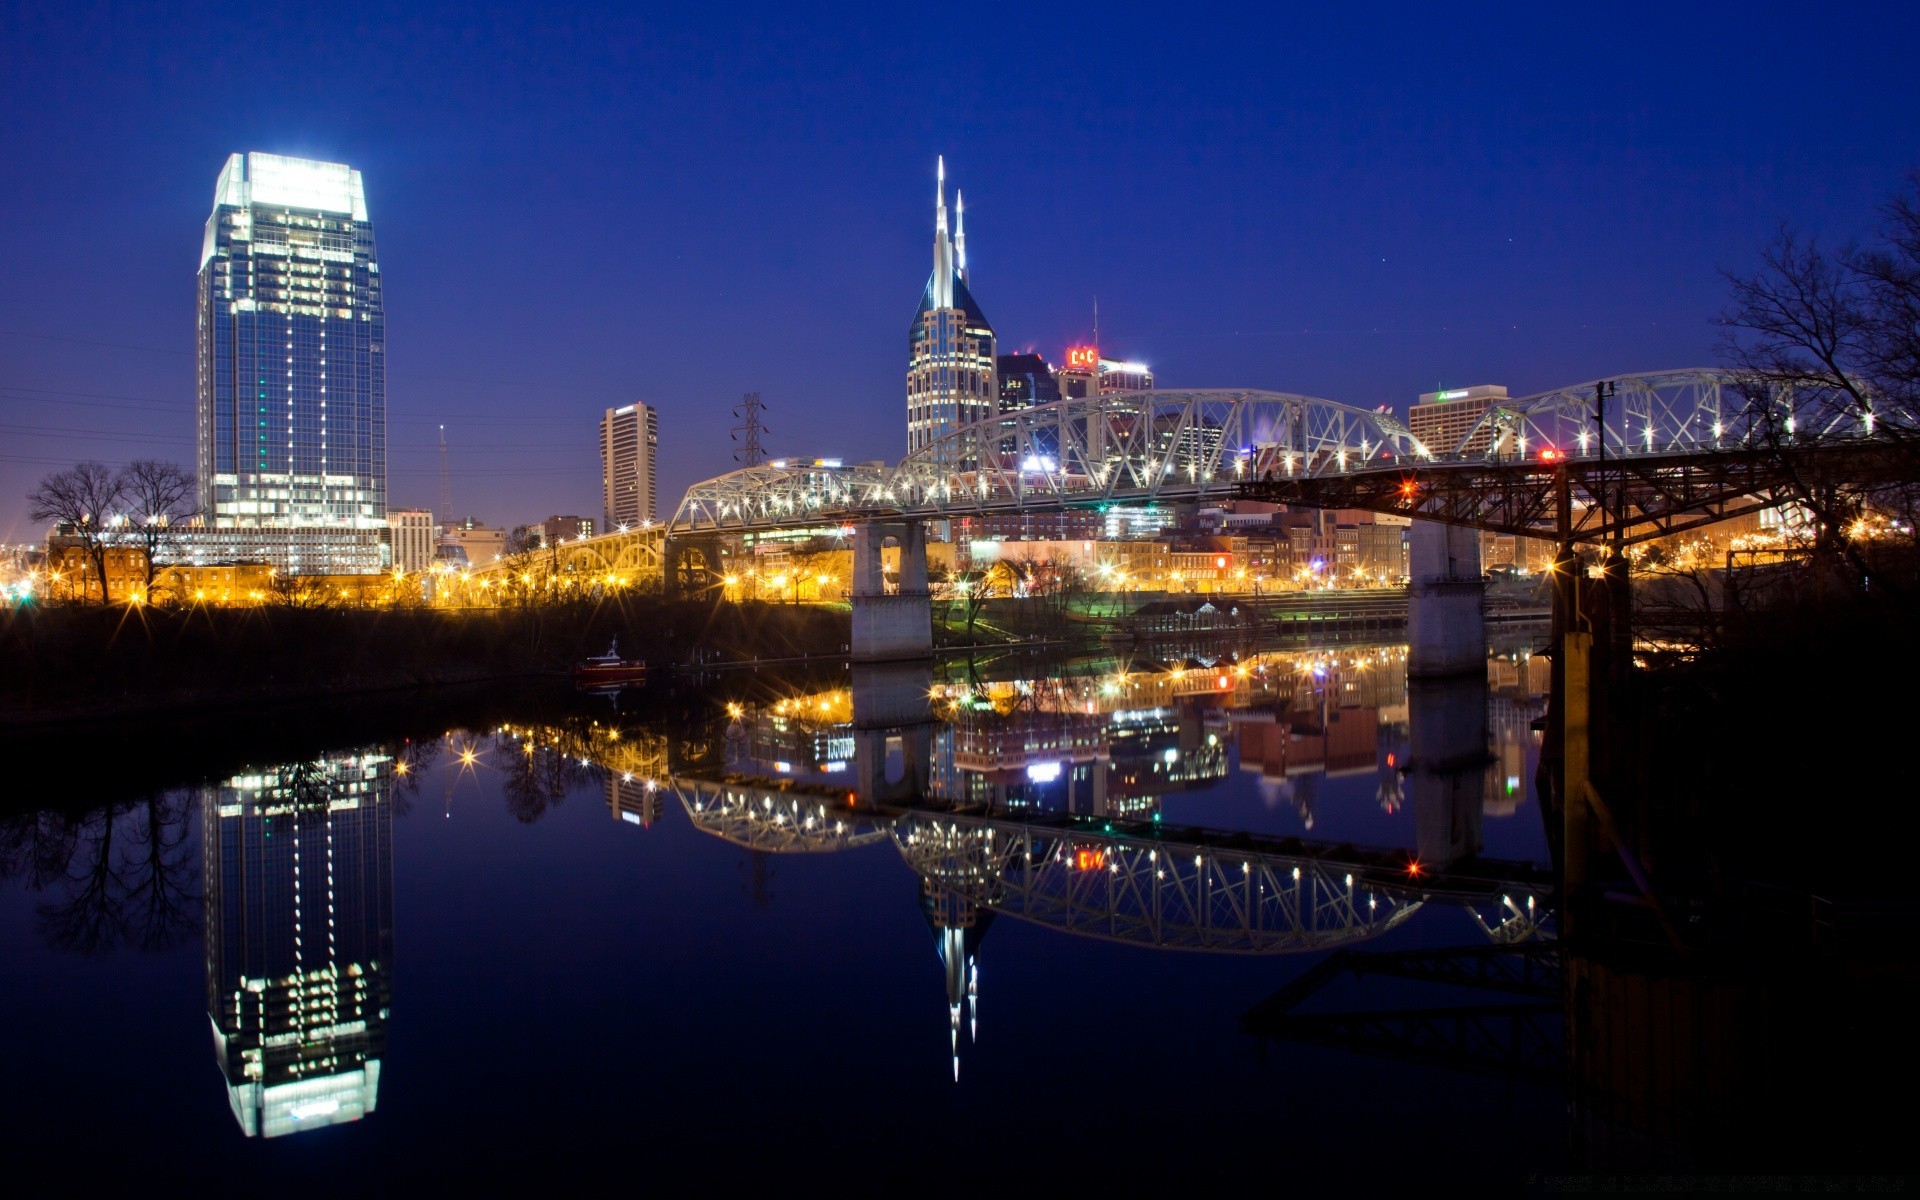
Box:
668, 368, 1893, 539
669, 774, 1553, 955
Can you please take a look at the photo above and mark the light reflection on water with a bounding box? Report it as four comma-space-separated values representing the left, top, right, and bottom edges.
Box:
1, 637, 1569, 1185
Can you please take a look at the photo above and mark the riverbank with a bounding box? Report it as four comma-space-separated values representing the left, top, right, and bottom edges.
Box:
0, 598, 848, 727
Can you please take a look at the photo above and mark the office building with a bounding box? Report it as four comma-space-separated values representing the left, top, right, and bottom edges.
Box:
196, 153, 386, 573
601, 403, 659, 530
1407, 384, 1507, 457
387, 509, 434, 574
541, 514, 596, 545
1056, 346, 1154, 400
994, 352, 1060, 458
1099, 357, 1155, 393
204, 751, 394, 1138
907, 158, 997, 459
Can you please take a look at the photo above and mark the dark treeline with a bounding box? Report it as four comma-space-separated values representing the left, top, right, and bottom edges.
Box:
1632, 583, 1920, 900
0, 595, 848, 724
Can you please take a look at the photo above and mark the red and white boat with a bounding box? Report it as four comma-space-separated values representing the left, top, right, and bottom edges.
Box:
573, 638, 647, 686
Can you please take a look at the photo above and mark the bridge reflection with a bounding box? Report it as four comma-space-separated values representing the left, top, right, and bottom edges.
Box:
652, 643, 1553, 1078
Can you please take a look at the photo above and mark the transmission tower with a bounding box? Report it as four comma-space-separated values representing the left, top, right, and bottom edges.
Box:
438, 425, 453, 522
731, 392, 769, 467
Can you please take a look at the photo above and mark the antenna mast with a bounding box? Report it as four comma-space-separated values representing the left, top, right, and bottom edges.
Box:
438, 425, 453, 521
731, 393, 769, 467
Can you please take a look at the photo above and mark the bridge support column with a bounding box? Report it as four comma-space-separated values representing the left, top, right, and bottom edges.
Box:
851, 662, 934, 805
1407, 519, 1486, 679
850, 521, 932, 663
1407, 674, 1490, 868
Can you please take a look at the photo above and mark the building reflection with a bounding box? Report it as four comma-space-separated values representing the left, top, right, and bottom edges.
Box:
202, 752, 394, 1138
683, 642, 1554, 1086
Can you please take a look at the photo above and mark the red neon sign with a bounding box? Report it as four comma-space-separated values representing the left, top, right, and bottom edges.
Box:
1065, 345, 1099, 370
1072, 847, 1107, 872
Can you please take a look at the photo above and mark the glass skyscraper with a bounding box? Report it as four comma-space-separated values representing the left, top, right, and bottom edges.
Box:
907, 158, 996, 462
204, 751, 395, 1138
196, 152, 386, 572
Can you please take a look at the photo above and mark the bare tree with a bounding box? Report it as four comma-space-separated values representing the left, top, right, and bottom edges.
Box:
26, 461, 125, 603
117, 460, 197, 597
1720, 172, 1920, 594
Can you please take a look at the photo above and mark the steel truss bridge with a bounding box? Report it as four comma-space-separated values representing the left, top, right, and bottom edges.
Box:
669, 776, 1553, 955
670, 369, 1912, 545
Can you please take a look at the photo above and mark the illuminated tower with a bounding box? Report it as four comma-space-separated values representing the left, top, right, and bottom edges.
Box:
204, 751, 395, 1138
906, 158, 997, 460
196, 153, 386, 573
601, 402, 659, 530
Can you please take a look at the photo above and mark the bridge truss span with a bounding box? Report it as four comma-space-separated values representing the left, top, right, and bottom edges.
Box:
1449, 367, 1902, 461
669, 370, 1913, 543
673, 778, 892, 853
891, 810, 1432, 955
670, 390, 1424, 534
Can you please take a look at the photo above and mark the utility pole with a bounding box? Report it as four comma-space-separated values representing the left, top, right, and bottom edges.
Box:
732, 393, 769, 468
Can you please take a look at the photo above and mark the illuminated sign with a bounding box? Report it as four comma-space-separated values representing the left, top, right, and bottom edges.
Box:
1065, 346, 1099, 370
1072, 847, 1107, 872
1435, 389, 1470, 401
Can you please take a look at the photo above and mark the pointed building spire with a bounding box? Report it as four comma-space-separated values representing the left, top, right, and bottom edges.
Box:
954, 189, 968, 285
932, 156, 953, 308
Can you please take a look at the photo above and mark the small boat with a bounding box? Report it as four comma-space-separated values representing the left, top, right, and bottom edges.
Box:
574, 638, 647, 687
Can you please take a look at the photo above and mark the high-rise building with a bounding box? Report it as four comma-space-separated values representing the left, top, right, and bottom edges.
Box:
1055, 346, 1154, 399
387, 508, 434, 574
601, 403, 659, 530
993, 352, 1061, 457
196, 153, 386, 573
1407, 384, 1507, 457
1098, 356, 1154, 393
907, 159, 997, 460
204, 751, 394, 1138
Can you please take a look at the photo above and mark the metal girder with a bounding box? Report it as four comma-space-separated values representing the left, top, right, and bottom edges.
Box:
1243, 942, 1565, 1085
891, 810, 1432, 955
669, 390, 1422, 534
1238, 441, 1920, 545
668, 773, 1552, 953
1247, 1002, 1564, 1086
667, 370, 1914, 539
672, 778, 890, 853
1447, 368, 1903, 461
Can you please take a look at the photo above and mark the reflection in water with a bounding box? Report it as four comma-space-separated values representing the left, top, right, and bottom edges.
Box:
202, 753, 394, 1138
0, 795, 200, 955
673, 643, 1554, 1082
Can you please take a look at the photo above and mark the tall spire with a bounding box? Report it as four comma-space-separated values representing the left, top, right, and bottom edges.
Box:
931, 156, 953, 308
954, 190, 968, 285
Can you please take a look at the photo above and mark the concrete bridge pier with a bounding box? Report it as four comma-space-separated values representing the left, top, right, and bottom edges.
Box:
851, 661, 935, 805
1407, 519, 1486, 679
850, 520, 933, 662
1407, 673, 1491, 868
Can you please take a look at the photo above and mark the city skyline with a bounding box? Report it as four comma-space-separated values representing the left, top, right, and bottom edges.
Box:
4, 6, 1920, 540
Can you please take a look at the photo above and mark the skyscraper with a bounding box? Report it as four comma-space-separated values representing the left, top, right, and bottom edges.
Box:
1407, 384, 1507, 456
907, 159, 997, 460
204, 751, 394, 1138
993, 352, 1061, 456
601, 402, 659, 530
196, 152, 386, 573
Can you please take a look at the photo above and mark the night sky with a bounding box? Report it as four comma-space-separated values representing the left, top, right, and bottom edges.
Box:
3, 2, 1917, 541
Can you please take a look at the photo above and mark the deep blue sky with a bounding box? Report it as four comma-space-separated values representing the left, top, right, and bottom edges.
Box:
3, 2, 1917, 539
